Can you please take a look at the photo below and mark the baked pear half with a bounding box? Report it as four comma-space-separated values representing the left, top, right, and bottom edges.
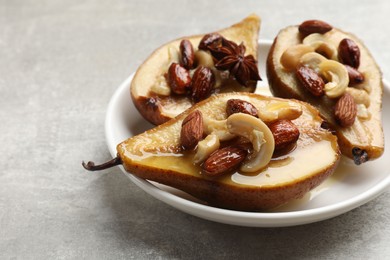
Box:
266, 20, 384, 164
83, 93, 340, 211
131, 14, 262, 125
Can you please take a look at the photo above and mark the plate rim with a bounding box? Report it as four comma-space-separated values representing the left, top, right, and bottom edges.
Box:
104, 40, 390, 227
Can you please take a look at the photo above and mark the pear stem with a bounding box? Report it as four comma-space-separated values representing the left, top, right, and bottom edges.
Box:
352, 147, 369, 165
82, 156, 122, 171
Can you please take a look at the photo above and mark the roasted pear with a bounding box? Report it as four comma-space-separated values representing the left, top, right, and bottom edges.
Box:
131, 14, 261, 125
83, 93, 340, 211
266, 20, 384, 164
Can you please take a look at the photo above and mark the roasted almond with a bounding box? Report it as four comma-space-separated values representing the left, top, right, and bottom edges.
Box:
298, 20, 333, 37
198, 33, 223, 51
180, 39, 195, 70
334, 93, 357, 127
345, 65, 364, 84
226, 99, 258, 117
338, 38, 360, 68
296, 65, 325, 97
180, 110, 204, 150
202, 145, 247, 176
191, 66, 215, 102
167, 63, 191, 95
268, 119, 300, 151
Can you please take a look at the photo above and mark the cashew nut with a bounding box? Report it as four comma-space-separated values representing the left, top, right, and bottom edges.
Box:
299, 52, 327, 73
226, 113, 275, 172
257, 101, 302, 123
356, 104, 371, 120
345, 87, 370, 107
302, 33, 338, 60
280, 44, 314, 71
319, 60, 349, 98
168, 46, 180, 63
203, 116, 235, 141
151, 75, 171, 96
195, 50, 214, 68
194, 134, 220, 164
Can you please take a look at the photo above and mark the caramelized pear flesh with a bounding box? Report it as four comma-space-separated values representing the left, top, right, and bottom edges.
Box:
267, 25, 384, 163
131, 14, 261, 125
117, 93, 340, 211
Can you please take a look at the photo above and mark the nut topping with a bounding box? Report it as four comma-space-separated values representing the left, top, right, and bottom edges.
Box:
226, 99, 258, 117
198, 33, 223, 52
202, 145, 247, 176
180, 110, 204, 150
268, 120, 300, 151
334, 93, 357, 127
167, 63, 191, 95
345, 65, 364, 84
180, 39, 195, 70
296, 65, 325, 97
191, 66, 215, 102
338, 38, 360, 68
298, 20, 333, 37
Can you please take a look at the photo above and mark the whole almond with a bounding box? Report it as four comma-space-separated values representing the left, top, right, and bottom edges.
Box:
226, 99, 258, 117
202, 145, 247, 176
191, 66, 215, 102
338, 38, 360, 68
180, 39, 195, 70
180, 110, 204, 150
296, 65, 325, 97
198, 33, 223, 51
167, 63, 191, 94
268, 119, 300, 151
334, 93, 357, 127
298, 20, 333, 37
345, 65, 364, 84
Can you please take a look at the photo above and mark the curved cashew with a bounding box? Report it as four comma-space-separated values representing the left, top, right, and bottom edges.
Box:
258, 101, 302, 123
203, 116, 235, 141
299, 52, 327, 72
280, 44, 314, 71
151, 75, 171, 96
194, 134, 220, 164
195, 50, 214, 68
319, 60, 349, 98
345, 87, 370, 107
168, 46, 180, 63
356, 104, 371, 119
302, 33, 338, 60
226, 113, 275, 172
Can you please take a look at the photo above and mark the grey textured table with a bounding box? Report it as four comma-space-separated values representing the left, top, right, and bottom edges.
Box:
1, 0, 390, 259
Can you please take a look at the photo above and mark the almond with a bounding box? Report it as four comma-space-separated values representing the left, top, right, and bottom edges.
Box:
180, 110, 204, 150
167, 63, 191, 95
202, 145, 247, 176
180, 39, 195, 70
334, 93, 357, 127
298, 20, 333, 37
345, 64, 364, 84
338, 38, 360, 68
296, 65, 325, 97
268, 119, 300, 151
198, 33, 223, 51
226, 99, 258, 117
191, 66, 215, 102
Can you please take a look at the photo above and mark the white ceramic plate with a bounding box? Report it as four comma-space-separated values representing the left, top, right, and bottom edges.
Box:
105, 40, 390, 227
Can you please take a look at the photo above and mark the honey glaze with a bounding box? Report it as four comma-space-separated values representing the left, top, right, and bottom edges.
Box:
229, 138, 337, 187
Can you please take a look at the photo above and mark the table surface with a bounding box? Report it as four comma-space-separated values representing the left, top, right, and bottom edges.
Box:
1, 0, 390, 259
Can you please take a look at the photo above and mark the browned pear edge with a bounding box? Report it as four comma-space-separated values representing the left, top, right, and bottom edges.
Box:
131, 14, 261, 125
266, 26, 384, 162
118, 93, 341, 211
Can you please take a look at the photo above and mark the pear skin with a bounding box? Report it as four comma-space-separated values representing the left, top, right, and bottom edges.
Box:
116, 93, 340, 211
267, 24, 384, 163
131, 14, 261, 125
